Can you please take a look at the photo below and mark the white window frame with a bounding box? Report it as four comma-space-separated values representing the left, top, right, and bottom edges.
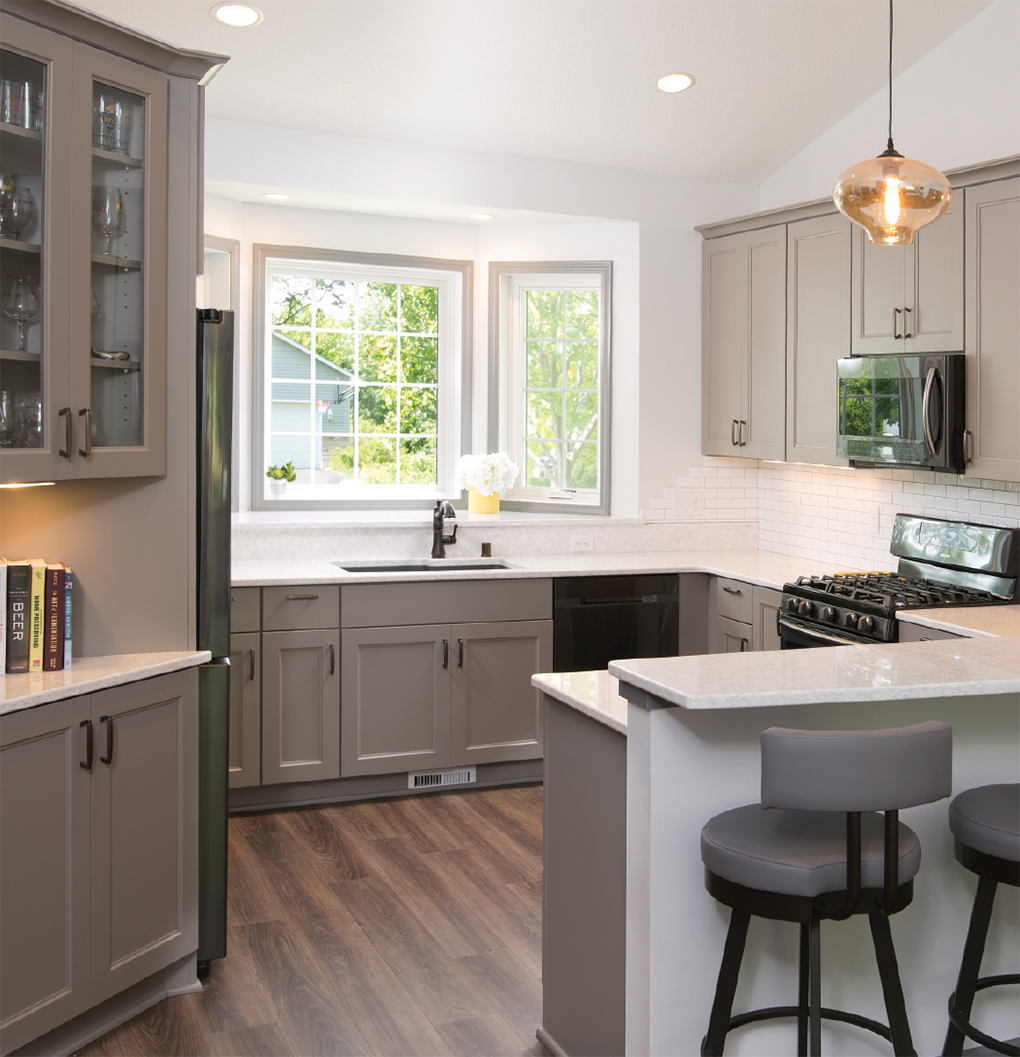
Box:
488, 261, 611, 515
252, 245, 471, 510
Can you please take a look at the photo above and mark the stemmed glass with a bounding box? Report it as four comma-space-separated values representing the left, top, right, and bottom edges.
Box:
2, 187, 36, 241
2, 274, 39, 352
92, 186, 123, 256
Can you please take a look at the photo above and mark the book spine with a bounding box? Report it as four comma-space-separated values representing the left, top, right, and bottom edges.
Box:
28, 563, 46, 672
0, 561, 6, 674
6, 565, 30, 673
44, 566, 65, 671
63, 567, 73, 669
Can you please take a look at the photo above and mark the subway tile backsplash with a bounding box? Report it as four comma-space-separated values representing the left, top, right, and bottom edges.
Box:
642, 458, 1020, 571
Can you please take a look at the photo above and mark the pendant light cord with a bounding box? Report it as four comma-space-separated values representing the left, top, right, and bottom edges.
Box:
886, 0, 895, 152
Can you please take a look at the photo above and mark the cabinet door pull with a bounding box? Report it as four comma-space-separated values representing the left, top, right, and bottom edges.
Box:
740, 638, 748, 652
80, 719, 93, 770
902, 306, 913, 339
78, 408, 93, 457
99, 715, 114, 765
893, 308, 902, 340
731, 419, 739, 446
59, 407, 73, 458
739, 420, 747, 446
328, 643, 335, 676
285, 593, 319, 601
249, 647, 256, 680
963, 429, 974, 464
457, 638, 464, 667
722, 585, 743, 596
442, 639, 449, 669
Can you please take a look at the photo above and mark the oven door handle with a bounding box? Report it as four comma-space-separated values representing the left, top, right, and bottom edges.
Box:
778, 615, 864, 647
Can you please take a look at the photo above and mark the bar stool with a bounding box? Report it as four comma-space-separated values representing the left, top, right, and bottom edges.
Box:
943, 783, 1019, 1057
699, 721, 953, 1057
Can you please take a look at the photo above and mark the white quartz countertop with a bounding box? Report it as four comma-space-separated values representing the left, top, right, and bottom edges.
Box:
607, 636, 1020, 710
0, 651, 212, 715
533, 671, 629, 735
897, 605, 1020, 638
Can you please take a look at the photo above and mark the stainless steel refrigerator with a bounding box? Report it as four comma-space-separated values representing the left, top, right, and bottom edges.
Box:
196, 308, 233, 970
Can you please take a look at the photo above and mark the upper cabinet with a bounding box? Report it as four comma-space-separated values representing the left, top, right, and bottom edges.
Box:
851, 198, 963, 355
701, 225, 786, 461
0, 3, 225, 484
964, 177, 1020, 483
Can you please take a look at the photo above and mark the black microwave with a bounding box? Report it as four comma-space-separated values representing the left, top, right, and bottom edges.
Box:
837, 353, 966, 472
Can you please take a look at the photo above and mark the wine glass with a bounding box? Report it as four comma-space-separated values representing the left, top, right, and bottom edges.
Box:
92, 186, 123, 256
2, 274, 39, 352
2, 187, 35, 241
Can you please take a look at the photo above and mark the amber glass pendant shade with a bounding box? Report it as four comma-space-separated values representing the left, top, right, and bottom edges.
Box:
834, 148, 952, 246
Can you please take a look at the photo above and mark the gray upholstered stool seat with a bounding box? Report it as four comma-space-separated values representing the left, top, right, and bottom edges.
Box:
948, 784, 1019, 863
701, 806, 921, 898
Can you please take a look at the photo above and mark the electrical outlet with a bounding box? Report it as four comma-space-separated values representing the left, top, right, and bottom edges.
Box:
571, 532, 594, 553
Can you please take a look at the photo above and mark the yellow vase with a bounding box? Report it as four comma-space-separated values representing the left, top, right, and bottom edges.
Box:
468, 487, 499, 513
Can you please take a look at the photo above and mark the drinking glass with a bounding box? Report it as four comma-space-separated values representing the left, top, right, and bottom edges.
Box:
0, 172, 13, 236
0, 389, 13, 446
1, 187, 36, 241
92, 186, 123, 256
14, 390, 41, 447
2, 274, 39, 352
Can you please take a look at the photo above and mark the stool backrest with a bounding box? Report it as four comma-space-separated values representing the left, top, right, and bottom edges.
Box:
761, 721, 952, 813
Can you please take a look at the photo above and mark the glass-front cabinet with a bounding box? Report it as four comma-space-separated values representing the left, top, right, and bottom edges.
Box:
0, 12, 167, 482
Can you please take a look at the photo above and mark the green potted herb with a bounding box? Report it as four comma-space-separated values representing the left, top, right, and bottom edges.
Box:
266, 461, 296, 496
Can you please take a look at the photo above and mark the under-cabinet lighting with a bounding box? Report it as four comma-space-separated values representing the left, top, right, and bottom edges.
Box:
262, 192, 289, 201
211, 3, 263, 27
657, 72, 695, 93
0, 481, 56, 489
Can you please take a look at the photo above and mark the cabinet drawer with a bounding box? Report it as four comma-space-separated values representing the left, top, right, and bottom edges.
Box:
714, 577, 753, 623
342, 578, 552, 628
230, 588, 260, 633
262, 585, 339, 631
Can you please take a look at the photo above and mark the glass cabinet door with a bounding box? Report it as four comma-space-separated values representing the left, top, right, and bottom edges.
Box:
0, 19, 72, 480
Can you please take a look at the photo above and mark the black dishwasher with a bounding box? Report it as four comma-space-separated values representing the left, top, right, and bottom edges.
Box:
553, 574, 680, 672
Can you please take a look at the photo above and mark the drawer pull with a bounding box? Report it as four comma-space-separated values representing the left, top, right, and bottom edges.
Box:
80, 719, 93, 770
722, 585, 743, 596
285, 594, 319, 601
99, 715, 114, 765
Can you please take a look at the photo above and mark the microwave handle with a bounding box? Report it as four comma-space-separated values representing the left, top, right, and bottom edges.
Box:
922, 366, 940, 455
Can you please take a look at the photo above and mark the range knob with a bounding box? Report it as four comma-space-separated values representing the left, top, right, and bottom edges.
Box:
797, 599, 814, 618
786, 597, 799, 612
858, 615, 875, 633
844, 612, 859, 628
821, 606, 837, 623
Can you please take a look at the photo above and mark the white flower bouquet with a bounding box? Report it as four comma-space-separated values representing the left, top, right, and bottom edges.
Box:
454, 452, 519, 497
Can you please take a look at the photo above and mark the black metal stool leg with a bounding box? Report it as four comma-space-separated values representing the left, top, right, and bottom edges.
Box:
798, 923, 810, 1057
943, 874, 998, 1057
702, 910, 751, 1057
809, 919, 821, 1057
869, 912, 916, 1057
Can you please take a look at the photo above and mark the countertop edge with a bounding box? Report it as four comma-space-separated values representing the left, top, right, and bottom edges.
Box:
533, 671, 628, 735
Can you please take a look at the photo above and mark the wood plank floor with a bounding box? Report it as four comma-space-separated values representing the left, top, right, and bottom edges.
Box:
79, 784, 550, 1057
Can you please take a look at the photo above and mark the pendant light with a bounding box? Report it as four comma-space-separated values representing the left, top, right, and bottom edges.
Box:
833, 0, 951, 246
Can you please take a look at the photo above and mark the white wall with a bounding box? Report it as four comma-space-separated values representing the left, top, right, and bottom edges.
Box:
204, 119, 758, 514
759, 0, 1020, 210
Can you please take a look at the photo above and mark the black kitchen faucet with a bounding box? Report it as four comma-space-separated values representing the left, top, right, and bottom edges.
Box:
431, 500, 458, 558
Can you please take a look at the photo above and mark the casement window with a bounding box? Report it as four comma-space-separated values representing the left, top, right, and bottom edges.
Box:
253, 246, 470, 508
489, 262, 611, 514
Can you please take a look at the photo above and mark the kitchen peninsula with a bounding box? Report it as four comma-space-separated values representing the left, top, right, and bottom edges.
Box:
536, 630, 1020, 1057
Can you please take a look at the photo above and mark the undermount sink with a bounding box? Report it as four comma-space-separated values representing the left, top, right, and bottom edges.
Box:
334, 558, 522, 573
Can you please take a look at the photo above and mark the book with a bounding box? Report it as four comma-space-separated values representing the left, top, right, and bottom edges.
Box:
63, 567, 73, 669
0, 559, 6, 674
5, 561, 31, 673
43, 564, 65, 672
27, 559, 46, 673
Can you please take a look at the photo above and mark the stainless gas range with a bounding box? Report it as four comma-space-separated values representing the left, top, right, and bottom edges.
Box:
779, 514, 1019, 648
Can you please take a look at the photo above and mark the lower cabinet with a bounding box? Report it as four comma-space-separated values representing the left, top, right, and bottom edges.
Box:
708, 578, 783, 653
897, 623, 962, 643
228, 631, 261, 788
752, 585, 783, 652
0, 669, 198, 1054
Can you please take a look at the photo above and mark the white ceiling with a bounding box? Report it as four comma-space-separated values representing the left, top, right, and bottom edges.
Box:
71, 0, 991, 186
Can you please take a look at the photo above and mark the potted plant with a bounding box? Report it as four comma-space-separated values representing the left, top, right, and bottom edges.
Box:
454, 452, 519, 513
266, 460, 296, 497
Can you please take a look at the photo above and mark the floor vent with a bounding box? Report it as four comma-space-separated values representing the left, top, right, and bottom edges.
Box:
408, 767, 477, 790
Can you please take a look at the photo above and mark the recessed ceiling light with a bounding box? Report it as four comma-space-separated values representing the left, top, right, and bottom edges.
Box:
262, 192, 289, 200
212, 3, 263, 27
469, 213, 494, 220
657, 72, 695, 93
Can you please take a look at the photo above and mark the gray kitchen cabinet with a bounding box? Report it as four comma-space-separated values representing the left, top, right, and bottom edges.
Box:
340, 579, 552, 778
702, 225, 787, 460
0, 3, 221, 484
786, 213, 852, 465
851, 198, 963, 355
752, 585, 783, 652
708, 578, 782, 653
964, 177, 1020, 483
897, 622, 963, 643
0, 669, 198, 1054
228, 631, 261, 788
